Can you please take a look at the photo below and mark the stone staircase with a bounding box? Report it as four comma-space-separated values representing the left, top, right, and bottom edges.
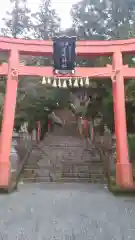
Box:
21, 135, 106, 183
21, 110, 106, 183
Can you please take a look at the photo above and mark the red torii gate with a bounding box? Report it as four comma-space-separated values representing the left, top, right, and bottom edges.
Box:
0, 37, 134, 190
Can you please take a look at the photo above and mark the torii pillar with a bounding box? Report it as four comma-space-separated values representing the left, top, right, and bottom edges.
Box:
0, 48, 19, 189
112, 51, 133, 187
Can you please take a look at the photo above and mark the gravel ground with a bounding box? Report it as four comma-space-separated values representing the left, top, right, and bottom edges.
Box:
0, 183, 135, 240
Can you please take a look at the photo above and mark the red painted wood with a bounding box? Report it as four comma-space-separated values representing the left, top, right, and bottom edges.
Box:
0, 37, 135, 55
113, 51, 133, 187
0, 49, 19, 188
0, 65, 112, 78
1, 64, 135, 79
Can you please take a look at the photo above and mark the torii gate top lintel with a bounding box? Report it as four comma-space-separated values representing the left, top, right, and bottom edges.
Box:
0, 36, 135, 55
0, 37, 135, 79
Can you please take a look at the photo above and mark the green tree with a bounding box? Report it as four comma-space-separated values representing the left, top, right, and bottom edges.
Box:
71, 0, 135, 40
71, 0, 107, 40
1, 0, 31, 38
104, 0, 135, 39
31, 0, 61, 39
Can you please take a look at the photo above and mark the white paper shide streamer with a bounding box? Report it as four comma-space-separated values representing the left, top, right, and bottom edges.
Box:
80, 78, 84, 87
63, 80, 67, 88
47, 77, 51, 84
74, 78, 79, 87
41, 76, 90, 88
68, 78, 72, 87
53, 78, 57, 87
42, 76, 46, 84
85, 76, 89, 86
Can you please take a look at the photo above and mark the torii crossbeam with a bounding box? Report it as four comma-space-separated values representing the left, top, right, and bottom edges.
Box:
0, 37, 134, 190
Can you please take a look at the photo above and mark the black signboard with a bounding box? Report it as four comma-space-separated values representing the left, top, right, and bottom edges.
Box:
53, 36, 76, 73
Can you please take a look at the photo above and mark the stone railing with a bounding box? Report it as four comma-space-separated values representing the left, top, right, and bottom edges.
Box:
9, 130, 37, 191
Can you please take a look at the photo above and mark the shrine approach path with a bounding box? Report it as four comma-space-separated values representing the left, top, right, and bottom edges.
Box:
0, 183, 135, 239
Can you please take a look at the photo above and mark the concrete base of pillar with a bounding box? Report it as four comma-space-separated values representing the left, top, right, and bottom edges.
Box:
116, 162, 133, 187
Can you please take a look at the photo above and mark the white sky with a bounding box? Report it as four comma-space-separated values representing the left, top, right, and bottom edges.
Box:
1, 0, 80, 29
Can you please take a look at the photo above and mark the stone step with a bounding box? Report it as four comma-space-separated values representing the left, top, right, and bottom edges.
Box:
62, 172, 104, 177
22, 168, 105, 181
22, 169, 37, 178
22, 176, 106, 184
